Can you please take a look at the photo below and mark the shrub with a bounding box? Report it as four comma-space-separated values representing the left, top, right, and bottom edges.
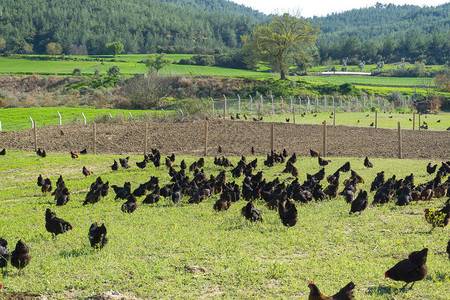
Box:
72, 68, 82, 76
108, 65, 120, 76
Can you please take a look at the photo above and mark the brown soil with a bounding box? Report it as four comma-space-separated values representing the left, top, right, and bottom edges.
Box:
0, 292, 44, 300
0, 120, 449, 160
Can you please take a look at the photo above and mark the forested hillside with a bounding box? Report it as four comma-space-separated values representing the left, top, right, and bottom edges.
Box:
313, 3, 449, 64
0, 0, 266, 55
0, 0, 448, 65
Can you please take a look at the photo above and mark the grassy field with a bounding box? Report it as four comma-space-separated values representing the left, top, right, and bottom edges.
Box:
0, 107, 161, 131
0, 150, 448, 299
0, 55, 270, 79
0, 108, 449, 132
302, 76, 435, 87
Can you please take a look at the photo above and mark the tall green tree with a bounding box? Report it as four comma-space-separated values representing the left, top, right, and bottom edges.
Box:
242, 14, 319, 80
105, 41, 124, 56
0, 38, 6, 52
144, 54, 172, 73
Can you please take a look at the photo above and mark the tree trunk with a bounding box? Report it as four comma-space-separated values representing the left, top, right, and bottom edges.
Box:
280, 69, 287, 80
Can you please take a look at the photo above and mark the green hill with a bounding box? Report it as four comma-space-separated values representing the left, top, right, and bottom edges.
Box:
0, 0, 267, 55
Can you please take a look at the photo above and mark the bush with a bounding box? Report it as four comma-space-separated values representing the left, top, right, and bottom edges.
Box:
72, 67, 82, 76
121, 72, 179, 109
108, 65, 120, 76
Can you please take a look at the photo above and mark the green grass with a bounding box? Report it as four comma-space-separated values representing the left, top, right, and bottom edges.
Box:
0, 151, 448, 299
0, 107, 159, 131
302, 76, 436, 87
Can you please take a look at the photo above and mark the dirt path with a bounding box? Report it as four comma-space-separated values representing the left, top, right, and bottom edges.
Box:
0, 120, 449, 160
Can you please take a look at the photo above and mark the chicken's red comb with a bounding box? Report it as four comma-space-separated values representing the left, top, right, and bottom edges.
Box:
309, 280, 313, 285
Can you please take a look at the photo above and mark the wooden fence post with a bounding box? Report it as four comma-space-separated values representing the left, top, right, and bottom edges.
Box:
375, 111, 378, 129
223, 95, 227, 120
323, 120, 327, 156
33, 121, 37, 152
292, 107, 296, 124
413, 112, 415, 130
204, 120, 208, 156
333, 108, 336, 127
258, 104, 261, 120
418, 113, 421, 131
144, 122, 148, 155
398, 122, 402, 159
93, 122, 97, 155
270, 123, 274, 153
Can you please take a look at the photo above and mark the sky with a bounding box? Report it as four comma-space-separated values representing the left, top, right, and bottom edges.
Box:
229, 0, 449, 17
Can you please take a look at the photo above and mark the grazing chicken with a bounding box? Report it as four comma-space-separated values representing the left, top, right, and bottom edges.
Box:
0, 148, 5, 155
308, 281, 355, 300
310, 149, 321, 158
88, 222, 108, 249
80, 148, 87, 154
41, 178, 52, 194
143, 187, 160, 204
82, 166, 93, 177
213, 190, 232, 212
45, 208, 73, 238
364, 156, 373, 168
318, 156, 331, 166
385, 248, 428, 289
350, 190, 368, 214
350, 170, 364, 184
111, 159, 119, 171
121, 194, 137, 213
37, 174, 44, 187
241, 201, 263, 222
10, 240, 31, 273
180, 159, 187, 170
83, 186, 103, 205
70, 151, 79, 159
278, 200, 297, 227
56, 187, 70, 206
447, 240, 450, 260
119, 157, 130, 169
291, 165, 299, 178
113, 182, 131, 200
424, 201, 450, 230
136, 158, 147, 169
0, 238, 9, 274
338, 162, 351, 173
426, 163, 438, 175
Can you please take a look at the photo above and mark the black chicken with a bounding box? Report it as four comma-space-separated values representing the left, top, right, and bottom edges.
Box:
338, 162, 351, 173
364, 156, 373, 168
0, 237, 9, 274
45, 208, 73, 238
310, 149, 320, 158
385, 248, 428, 289
41, 178, 52, 194
308, 281, 355, 300
136, 158, 147, 169
111, 159, 119, 171
241, 201, 262, 222
56, 187, 70, 206
119, 157, 130, 169
121, 194, 137, 213
349, 190, 368, 214
426, 163, 438, 175
318, 156, 331, 166
10, 240, 31, 273
88, 222, 108, 249
0, 148, 6, 155
278, 200, 297, 227
37, 174, 44, 187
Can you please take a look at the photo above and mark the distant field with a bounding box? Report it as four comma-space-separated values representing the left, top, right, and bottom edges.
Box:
302, 75, 435, 87
1, 107, 449, 132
